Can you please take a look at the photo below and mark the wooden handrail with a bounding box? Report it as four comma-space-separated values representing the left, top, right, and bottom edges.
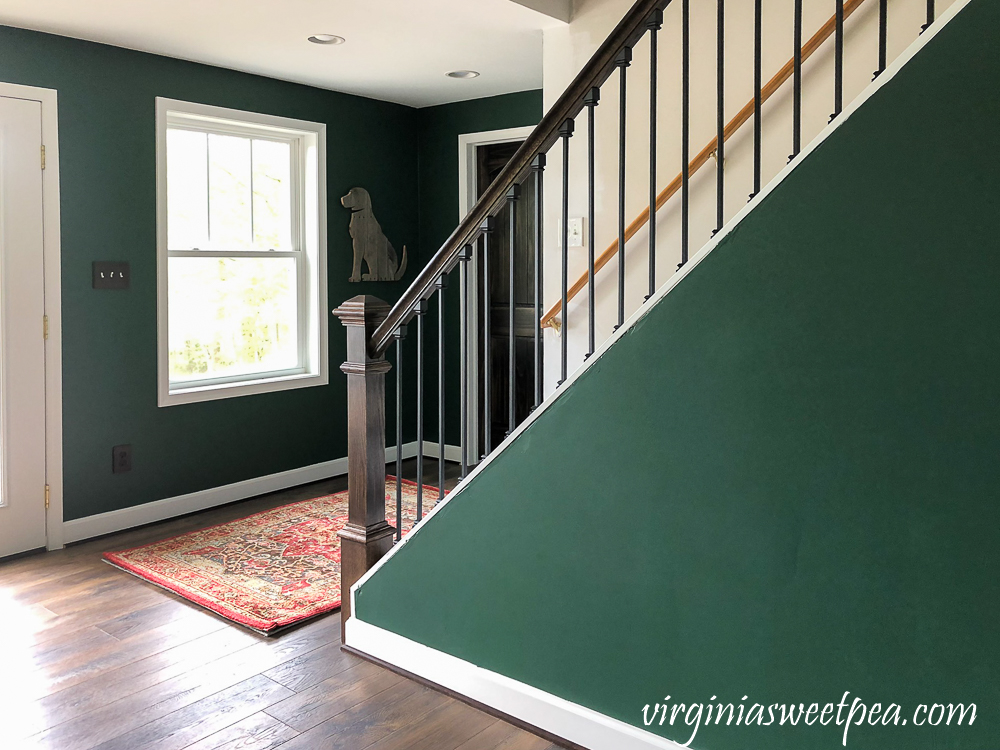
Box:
540, 0, 868, 329
367, 0, 673, 357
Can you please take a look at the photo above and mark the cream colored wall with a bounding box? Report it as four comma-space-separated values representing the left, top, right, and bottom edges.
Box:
541, 0, 956, 393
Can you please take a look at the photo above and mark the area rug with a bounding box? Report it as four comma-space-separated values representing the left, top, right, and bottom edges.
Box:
103, 477, 442, 635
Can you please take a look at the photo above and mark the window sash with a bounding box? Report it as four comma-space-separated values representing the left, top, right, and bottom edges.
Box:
166, 253, 310, 388
165, 125, 303, 254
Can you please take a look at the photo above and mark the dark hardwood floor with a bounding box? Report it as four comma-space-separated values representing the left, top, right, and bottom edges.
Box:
0, 460, 562, 750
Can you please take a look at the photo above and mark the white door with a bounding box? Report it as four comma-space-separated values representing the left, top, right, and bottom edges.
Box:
0, 96, 47, 558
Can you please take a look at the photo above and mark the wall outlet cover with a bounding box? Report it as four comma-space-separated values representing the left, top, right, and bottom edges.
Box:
112, 444, 132, 474
93, 261, 130, 290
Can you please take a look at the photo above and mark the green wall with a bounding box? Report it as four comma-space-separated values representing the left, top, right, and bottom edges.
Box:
414, 91, 543, 442
416, 90, 542, 261
355, 3, 998, 749
0, 26, 420, 521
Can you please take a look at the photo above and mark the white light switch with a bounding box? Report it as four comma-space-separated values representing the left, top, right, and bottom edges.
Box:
568, 217, 584, 247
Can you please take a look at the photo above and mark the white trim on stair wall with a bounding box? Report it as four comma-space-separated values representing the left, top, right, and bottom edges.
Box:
347, 1, 973, 747
63, 441, 461, 544
347, 618, 688, 750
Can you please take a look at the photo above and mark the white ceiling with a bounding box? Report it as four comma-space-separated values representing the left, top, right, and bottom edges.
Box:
0, 0, 564, 108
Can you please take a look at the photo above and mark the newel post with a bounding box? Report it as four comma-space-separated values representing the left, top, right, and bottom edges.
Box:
333, 295, 394, 642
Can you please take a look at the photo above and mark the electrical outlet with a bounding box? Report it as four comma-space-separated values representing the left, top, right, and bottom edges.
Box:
93, 262, 130, 290
112, 444, 132, 474
568, 217, 585, 247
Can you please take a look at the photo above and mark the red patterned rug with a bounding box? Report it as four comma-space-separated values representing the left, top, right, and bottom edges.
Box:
103, 477, 441, 634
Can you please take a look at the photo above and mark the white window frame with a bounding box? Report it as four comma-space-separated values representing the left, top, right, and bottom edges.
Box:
156, 98, 328, 407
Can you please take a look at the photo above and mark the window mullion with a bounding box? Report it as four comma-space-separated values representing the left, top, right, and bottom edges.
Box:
205, 133, 212, 249
249, 138, 255, 250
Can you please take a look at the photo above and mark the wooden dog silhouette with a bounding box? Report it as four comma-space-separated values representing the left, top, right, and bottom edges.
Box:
341, 187, 407, 282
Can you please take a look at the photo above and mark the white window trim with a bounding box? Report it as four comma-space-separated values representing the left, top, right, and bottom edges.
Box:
155, 98, 328, 407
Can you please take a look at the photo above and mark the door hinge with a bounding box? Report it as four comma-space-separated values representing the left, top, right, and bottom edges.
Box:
43, 315, 49, 340
45, 485, 50, 510
41, 145, 46, 170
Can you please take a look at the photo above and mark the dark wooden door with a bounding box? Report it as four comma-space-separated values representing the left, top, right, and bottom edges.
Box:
476, 141, 539, 453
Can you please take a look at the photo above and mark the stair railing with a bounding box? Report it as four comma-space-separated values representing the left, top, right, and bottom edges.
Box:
538, 0, 943, 330
334, 0, 942, 639
540, 0, 870, 330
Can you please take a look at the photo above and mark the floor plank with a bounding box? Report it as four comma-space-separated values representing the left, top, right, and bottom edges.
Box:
264, 659, 404, 732
361, 697, 499, 750
182, 713, 298, 750
453, 720, 560, 750
261, 641, 357, 692
270, 678, 451, 750
89, 674, 293, 750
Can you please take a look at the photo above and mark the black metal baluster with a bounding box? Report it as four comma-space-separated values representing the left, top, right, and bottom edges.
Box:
507, 184, 519, 436
715, 0, 725, 234
394, 325, 406, 542
481, 218, 495, 456
616, 47, 631, 329
558, 118, 574, 386
414, 298, 428, 521
647, 10, 662, 299
874, 0, 887, 79
681, 1, 690, 265
436, 275, 447, 501
791, 0, 802, 160
584, 88, 599, 359
833, 0, 844, 120
752, 0, 762, 200
922, 0, 935, 32
531, 156, 544, 409
459, 245, 472, 478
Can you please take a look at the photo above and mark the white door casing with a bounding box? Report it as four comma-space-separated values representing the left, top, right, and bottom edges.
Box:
0, 95, 47, 558
457, 126, 535, 462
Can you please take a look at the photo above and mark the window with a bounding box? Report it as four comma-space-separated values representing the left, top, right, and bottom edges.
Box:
156, 99, 327, 406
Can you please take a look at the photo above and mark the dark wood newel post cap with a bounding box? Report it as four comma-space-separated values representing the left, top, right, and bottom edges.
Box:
333, 295, 391, 349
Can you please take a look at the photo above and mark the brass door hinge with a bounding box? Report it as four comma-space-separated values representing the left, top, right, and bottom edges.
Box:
41, 145, 46, 170
45, 485, 50, 510
43, 315, 49, 340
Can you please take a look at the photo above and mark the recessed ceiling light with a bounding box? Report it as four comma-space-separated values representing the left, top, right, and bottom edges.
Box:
308, 34, 345, 45
446, 70, 480, 79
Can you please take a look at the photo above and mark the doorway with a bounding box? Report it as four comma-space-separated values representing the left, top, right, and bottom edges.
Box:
475, 141, 539, 454
457, 125, 534, 462
0, 86, 62, 557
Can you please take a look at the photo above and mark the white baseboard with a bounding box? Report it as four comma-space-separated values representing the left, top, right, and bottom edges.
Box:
419, 441, 463, 463
347, 618, 687, 750
63, 441, 462, 544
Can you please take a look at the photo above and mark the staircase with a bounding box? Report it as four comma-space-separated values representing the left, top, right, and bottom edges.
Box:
332, 0, 955, 630
331, 1, 987, 747
326, 0, 1000, 750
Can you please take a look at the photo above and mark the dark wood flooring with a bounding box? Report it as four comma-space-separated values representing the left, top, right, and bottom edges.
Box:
0, 460, 562, 750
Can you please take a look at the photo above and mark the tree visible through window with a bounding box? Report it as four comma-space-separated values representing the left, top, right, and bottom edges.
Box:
157, 100, 326, 406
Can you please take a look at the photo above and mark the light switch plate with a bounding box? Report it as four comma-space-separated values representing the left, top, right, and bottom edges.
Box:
93, 261, 130, 290
568, 217, 584, 247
